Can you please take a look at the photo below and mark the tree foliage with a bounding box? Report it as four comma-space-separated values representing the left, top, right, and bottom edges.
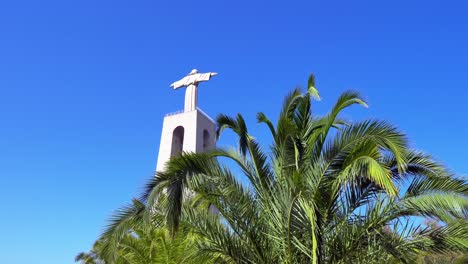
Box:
78, 75, 468, 263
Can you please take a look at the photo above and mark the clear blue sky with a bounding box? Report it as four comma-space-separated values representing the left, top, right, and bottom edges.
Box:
0, 0, 467, 263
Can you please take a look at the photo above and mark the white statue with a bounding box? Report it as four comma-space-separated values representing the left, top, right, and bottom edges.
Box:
170, 69, 218, 112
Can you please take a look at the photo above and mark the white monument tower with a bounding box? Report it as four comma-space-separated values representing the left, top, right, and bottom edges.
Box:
155, 69, 218, 171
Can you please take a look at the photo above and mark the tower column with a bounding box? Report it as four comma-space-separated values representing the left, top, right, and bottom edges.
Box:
156, 69, 218, 172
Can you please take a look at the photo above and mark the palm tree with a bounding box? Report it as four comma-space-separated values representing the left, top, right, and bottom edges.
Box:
76, 199, 211, 264
87, 74, 467, 263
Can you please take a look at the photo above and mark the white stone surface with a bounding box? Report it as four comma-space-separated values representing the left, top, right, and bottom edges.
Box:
156, 108, 216, 172
170, 69, 217, 112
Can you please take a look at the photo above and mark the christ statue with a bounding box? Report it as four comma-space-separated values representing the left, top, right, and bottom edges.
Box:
170, 69, 218, 112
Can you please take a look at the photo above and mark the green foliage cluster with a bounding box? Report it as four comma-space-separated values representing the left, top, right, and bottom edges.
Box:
77, 75, 467, 263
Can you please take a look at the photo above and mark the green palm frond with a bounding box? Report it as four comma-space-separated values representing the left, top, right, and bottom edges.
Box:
307, 73, 321, 101
80, 73, 468, 264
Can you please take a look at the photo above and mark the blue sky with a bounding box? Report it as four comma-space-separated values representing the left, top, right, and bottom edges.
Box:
0, 0, 467, 263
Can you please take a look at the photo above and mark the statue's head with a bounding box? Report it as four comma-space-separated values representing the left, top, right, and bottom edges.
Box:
189, 69, 198, 75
